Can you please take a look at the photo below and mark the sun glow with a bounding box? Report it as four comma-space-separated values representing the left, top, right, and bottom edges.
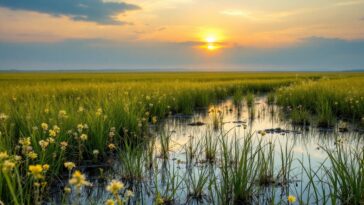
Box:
199, 30, 224, 52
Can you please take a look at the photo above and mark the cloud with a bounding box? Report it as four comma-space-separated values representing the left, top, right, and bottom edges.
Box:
334, 0, 364, 7
0, 0, 140, 24
220, 9, 248, 17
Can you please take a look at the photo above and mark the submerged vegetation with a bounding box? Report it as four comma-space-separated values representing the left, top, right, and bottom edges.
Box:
0, 72, 363, 204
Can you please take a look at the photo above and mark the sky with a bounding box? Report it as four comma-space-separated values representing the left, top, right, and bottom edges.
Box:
0, 0, 364, 71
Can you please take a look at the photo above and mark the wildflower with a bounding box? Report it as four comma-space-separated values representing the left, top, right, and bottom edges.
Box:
29, 164, 44, 179
47, 137, 55, 144
106, 180, 124, 194
93, 149, 99, 156
64, 186, 71, 193
109, 131, 115, 138
288, 195, 296, 203
78, 106, 84, 112
125, 190, 134, 198
0, 113, 9, 121
27, 151, 38, 160
14, 155, 22, 161
19, 137, 31, 146
60, 141, 68, 151
42, 164, 50, 171
41, 123, 48, 131
2, 160, 16, 172
77, 124, 84, 132
53, 125, 61, 133
64, 162, 76, 171
80, 134, 88, 141
39, 140, 49, 150
58, 110, 67, 118
108, 143, 116, 150
105, 199, 115, 205
152, 116, 157, 124
49, 129, 57, 137
0, 151, 9, 160
69, 170, 91, 188
96, 108, 103, 116
44, 108, 49, 113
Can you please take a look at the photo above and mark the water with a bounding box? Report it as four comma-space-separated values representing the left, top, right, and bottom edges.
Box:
55, 96, 364, 204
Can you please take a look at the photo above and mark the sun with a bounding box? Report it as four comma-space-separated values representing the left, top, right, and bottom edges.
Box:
201, 33, 223, 52
205, 36, 216, 43
196, 29, 225, 52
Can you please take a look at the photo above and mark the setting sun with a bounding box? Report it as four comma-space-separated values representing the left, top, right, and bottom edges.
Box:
201, 34, 222, 51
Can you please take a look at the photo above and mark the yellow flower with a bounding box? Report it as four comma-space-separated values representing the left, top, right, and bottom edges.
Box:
78, 106, 84, 112
0, 151, 9, 160
64, 162, 76, 171
108, 143, 116, 150
29, 164, 44, 179
47, 137, 55, 144
125, 190, 134, 198
105, 199, 115, 205
64, 186, 71, 193
288, 195, 296, 203
58, 110, 67, 118
49, 129, 57, 137
44, 108, 49, 114
14, 155, 22, 161
39, 140, 49, 150
19, 137, 31, 146
53, 125, 60, 133
96, 108, 103, 116
42, 164, 50, 171
2, 160, 16, 172
77, 124, 84, 132
60, 141, 68, 151
27, 151, 38, 160
80, 134, 88, 141
106, 180, 124, 194
152, 116, 158, 124
69, 170, 91, 188
41, 123, 48, 131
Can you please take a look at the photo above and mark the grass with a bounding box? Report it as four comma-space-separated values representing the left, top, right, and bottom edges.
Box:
0, 72, 363, 204
276, 75, 364, 125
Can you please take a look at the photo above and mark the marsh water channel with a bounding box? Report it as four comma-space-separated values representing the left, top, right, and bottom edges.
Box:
55, 96, 364, 205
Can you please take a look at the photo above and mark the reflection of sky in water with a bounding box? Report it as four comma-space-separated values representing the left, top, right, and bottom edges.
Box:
58, 97, 363, 204
158, 96, 363, 204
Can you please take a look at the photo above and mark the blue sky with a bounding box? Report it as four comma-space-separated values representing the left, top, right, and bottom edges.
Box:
0, 0, 364, 71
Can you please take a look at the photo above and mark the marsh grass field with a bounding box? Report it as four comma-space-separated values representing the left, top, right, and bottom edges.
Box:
0, 72, 363, 205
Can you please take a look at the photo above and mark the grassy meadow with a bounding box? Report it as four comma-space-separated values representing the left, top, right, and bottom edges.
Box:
0, 72, 363, 205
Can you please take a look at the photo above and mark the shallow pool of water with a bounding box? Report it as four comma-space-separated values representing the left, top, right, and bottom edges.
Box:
55, 96, 364, 204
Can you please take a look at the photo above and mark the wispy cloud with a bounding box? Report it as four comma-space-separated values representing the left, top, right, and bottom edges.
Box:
334, 0, 364, 7
220, 9, 249, 17
0, 0, 140, 24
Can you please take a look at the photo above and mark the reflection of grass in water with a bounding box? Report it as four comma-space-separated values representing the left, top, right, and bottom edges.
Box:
209, 106, 223, 130
297, 143, 364, 205
246, 93, 255, 108
119, 141, 145, 182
